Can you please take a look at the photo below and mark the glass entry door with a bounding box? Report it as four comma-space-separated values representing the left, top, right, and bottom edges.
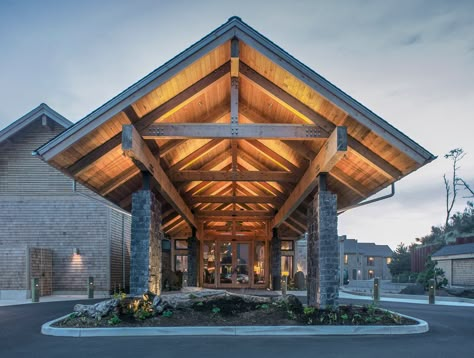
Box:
218, 241, 250, 286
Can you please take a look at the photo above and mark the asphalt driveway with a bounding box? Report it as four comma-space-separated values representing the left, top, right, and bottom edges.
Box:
0, 298, 473, 358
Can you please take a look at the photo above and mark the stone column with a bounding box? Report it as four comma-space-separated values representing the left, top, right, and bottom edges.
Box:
187, 228, 200, 287
307, 174, 339, 307
130, 190, 162, 296
271, 228, 281, 290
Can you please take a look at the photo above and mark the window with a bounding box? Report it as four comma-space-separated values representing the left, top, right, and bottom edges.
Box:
202, 241, 215, 284
352, 269, 357, 281
281, 240, 294, 251
281, 256, 293, 278
175, 240, 188, 250
344, 254, 348, 265
175, 255, 188, 272
367, 257, 375, 266
386, 257, 392, 265
254, 241, 265, 285
368, 270, 375, 279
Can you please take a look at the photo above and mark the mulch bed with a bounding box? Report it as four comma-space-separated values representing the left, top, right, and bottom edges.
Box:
53, 295, 417, 328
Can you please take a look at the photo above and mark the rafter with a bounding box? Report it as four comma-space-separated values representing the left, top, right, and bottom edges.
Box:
240, 61, 403, 180
244, 139, 300, 173
168, 139, 223, 172
329, 167, 367, 198
65, 62, 230, 176
122, 124, 195, 228
99, 165, 140, 196
272, 126, 348, 228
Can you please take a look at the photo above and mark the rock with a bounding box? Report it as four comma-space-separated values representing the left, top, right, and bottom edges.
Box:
225, 292, 271, 303
160, 293, 195, 309
74, 299, 119, 319
155, 304, 165, 314
272, 294, 303, 314
152, 295, 161, 307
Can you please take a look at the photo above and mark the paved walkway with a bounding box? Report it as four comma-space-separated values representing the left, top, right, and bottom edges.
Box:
0, 294, 107, 307
1, 288, 473, 307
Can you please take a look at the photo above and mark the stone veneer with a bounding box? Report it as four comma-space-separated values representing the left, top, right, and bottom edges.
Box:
307, 190, 339, 307
187, 235, 200, 286
130, 190, 162, 296
271, 228, 282, 290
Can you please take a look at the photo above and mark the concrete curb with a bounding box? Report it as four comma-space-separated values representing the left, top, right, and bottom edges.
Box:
41, 312, 429, 337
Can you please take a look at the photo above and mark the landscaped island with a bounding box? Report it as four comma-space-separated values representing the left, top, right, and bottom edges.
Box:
52, 290, 417, 328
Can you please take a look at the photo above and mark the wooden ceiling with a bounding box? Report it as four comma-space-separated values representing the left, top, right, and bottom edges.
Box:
35, 17, 435, 238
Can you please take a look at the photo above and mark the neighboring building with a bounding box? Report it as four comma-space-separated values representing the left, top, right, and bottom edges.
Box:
432, 243, 474, 287
0, 104, 131, 299
294, 236, 392, 282
343, 239, 392, 281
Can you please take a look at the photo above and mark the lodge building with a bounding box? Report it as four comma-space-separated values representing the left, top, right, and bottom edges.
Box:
0, 17, 434, 306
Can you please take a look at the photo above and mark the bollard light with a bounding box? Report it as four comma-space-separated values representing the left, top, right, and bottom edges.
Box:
281, 271, 289, 296
31, 278, 40, 303
429, 279, 435, 304
87, 276, 94, 299
373, 277, 380, 304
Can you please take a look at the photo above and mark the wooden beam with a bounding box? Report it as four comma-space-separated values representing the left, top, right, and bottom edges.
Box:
135, 62, 230, 130
169, 170, 298, 183
159, 139, 187, 157
231, 38, 240, 77
240, 62, 333, 134
66, 63, 230, 176
168, 139, 222, 172
196, 210, 273, 218
241, 62, 403, 179
188, 196, 283, 205
236, 30, 431, 163
329, 167, 367, 198
272, 127, 347, 228
122, 125, 196, 228
99, 165, 140, 196
143, 123, 325, 140
347, 137, 403, 179
244, 139, 301, 173
282, 220, 304, 235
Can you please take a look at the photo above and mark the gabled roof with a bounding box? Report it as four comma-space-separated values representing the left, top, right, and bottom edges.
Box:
358, 243, 393, 257
432, 243, 474, 257
344, 239, 364, 254
0, 103, 71, 144
33, 17, 435, 237
344, 239, 393, 256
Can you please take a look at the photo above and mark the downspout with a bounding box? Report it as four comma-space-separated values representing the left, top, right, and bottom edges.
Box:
337, 183, 395, 215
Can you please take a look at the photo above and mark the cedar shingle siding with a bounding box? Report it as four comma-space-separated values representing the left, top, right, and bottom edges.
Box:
0, 111, 131, 297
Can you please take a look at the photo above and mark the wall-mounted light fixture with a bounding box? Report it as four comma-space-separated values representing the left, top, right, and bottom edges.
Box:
73, 248, 80, 255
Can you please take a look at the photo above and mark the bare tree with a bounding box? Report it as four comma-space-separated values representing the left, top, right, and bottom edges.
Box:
444, 148, 465, 227
458, 178, 474, 198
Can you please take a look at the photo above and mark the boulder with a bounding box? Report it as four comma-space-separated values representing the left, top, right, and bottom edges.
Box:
73, 299, 119, 319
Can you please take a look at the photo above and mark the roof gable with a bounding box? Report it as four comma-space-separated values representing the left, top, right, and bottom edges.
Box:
31, 17, 436, 237
0, 103, 71, 144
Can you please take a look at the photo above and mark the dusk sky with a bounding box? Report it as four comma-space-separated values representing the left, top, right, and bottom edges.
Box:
1, 0, 473, 249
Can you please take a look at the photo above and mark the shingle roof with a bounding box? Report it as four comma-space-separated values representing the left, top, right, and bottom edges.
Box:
432, 243, 474, 257
344, 239, 392, 257
344, 239, 364, 254
358, 243, 393, 257
0, 103, 71, 144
